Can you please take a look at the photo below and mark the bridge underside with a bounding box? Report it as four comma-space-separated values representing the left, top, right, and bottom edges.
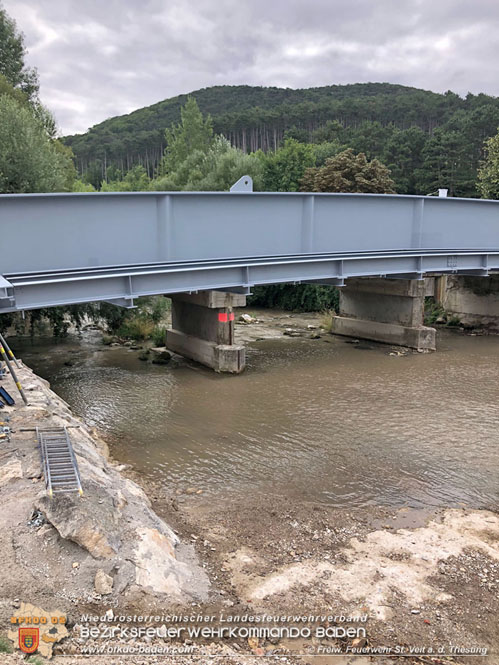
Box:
1, 252, 497, 314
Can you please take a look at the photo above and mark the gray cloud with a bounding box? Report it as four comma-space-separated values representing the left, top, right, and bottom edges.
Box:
3, 0, 499, 135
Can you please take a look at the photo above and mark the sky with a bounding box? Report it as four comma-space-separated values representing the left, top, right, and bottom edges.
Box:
3, 0, 499, 136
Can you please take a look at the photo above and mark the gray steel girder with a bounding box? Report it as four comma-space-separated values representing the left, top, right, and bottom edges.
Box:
0, 190, 498, 313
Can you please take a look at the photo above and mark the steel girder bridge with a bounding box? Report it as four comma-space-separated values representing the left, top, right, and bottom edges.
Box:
1, 187, 498, 314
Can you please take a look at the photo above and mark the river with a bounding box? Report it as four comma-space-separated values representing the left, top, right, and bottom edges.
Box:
10, 323, 499, 511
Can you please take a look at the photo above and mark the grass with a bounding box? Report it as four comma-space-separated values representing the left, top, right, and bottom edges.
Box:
0, 635, 12, 653
151, 325, 167, 347
320, 308, 336, 333
27, 657, 45, 665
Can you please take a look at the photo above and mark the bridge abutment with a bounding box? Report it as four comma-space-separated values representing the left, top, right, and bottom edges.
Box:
166, 291, 246, 373
434, 275, 499, 331
330, 278, 436, 351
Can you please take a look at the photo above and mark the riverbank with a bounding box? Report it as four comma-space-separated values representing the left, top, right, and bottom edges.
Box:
0, 322, 498, 664
0, 362, 212, 659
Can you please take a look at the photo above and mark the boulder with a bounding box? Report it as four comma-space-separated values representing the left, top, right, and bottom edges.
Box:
134, 527, 192, 597
0, 458, 23, 485
239, 314, 257, 324
35, 495, 117, 559
94, 569, 114, 595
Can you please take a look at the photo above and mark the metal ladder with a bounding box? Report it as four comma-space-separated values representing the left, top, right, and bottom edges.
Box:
37, 427, 83, 497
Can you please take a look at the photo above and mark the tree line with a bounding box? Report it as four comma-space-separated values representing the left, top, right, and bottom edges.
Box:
63, 82, 499, 198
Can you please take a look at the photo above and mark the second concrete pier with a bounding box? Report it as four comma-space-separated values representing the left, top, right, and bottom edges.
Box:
331, 278, 436, 351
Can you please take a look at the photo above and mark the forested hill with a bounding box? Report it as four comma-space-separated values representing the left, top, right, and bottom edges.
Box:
64, 82, 499, 195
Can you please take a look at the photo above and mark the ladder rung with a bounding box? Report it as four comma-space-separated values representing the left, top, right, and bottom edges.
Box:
38, 426, 82, 498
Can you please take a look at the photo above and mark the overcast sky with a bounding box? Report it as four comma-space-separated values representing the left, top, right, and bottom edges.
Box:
3, 0, 499, 136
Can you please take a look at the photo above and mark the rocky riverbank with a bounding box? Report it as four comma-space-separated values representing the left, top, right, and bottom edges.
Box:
0, 360, 211, 659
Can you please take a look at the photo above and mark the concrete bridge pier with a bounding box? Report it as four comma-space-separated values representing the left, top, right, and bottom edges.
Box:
330, 277, 436, 351
166, 291, 246, 373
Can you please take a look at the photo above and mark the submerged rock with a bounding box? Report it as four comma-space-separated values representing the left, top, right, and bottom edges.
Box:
151, 347, 173, 364
283, 329, 302, 337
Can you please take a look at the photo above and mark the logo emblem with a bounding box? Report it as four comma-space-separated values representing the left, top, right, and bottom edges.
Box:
19, 627, 39, 653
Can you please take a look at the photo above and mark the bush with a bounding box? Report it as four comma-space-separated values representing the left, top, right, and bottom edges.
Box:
424, 297, 461, 327
446, 315, 461, 327
248, 284, 339, 312
136, 296, 170, 323
424, 298, 446, 325
118, 317, 155, 341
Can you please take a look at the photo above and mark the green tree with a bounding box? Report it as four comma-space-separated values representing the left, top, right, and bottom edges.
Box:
0, 71, 26, 104
101, 164, 151, 191
159, 96, 214, 176
72, 179, 96, 192
189, 137, 263, 191
346, 121, 392, 160
262, 138, 315, 191
0, 3, 39, 101
154, 136, 263, 191
417, 125, 472, 197
477, 130, 499, 199
312, 140, 344, 167
0, 95, 73, 193
153, 113, 262, 192
300, 148, 395, 193
382, 127, 426, 194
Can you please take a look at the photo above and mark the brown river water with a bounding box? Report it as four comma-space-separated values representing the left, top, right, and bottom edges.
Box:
11, 327, 499, 510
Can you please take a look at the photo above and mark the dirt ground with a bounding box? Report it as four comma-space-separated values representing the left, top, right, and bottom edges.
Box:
1, 312, 498, 665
